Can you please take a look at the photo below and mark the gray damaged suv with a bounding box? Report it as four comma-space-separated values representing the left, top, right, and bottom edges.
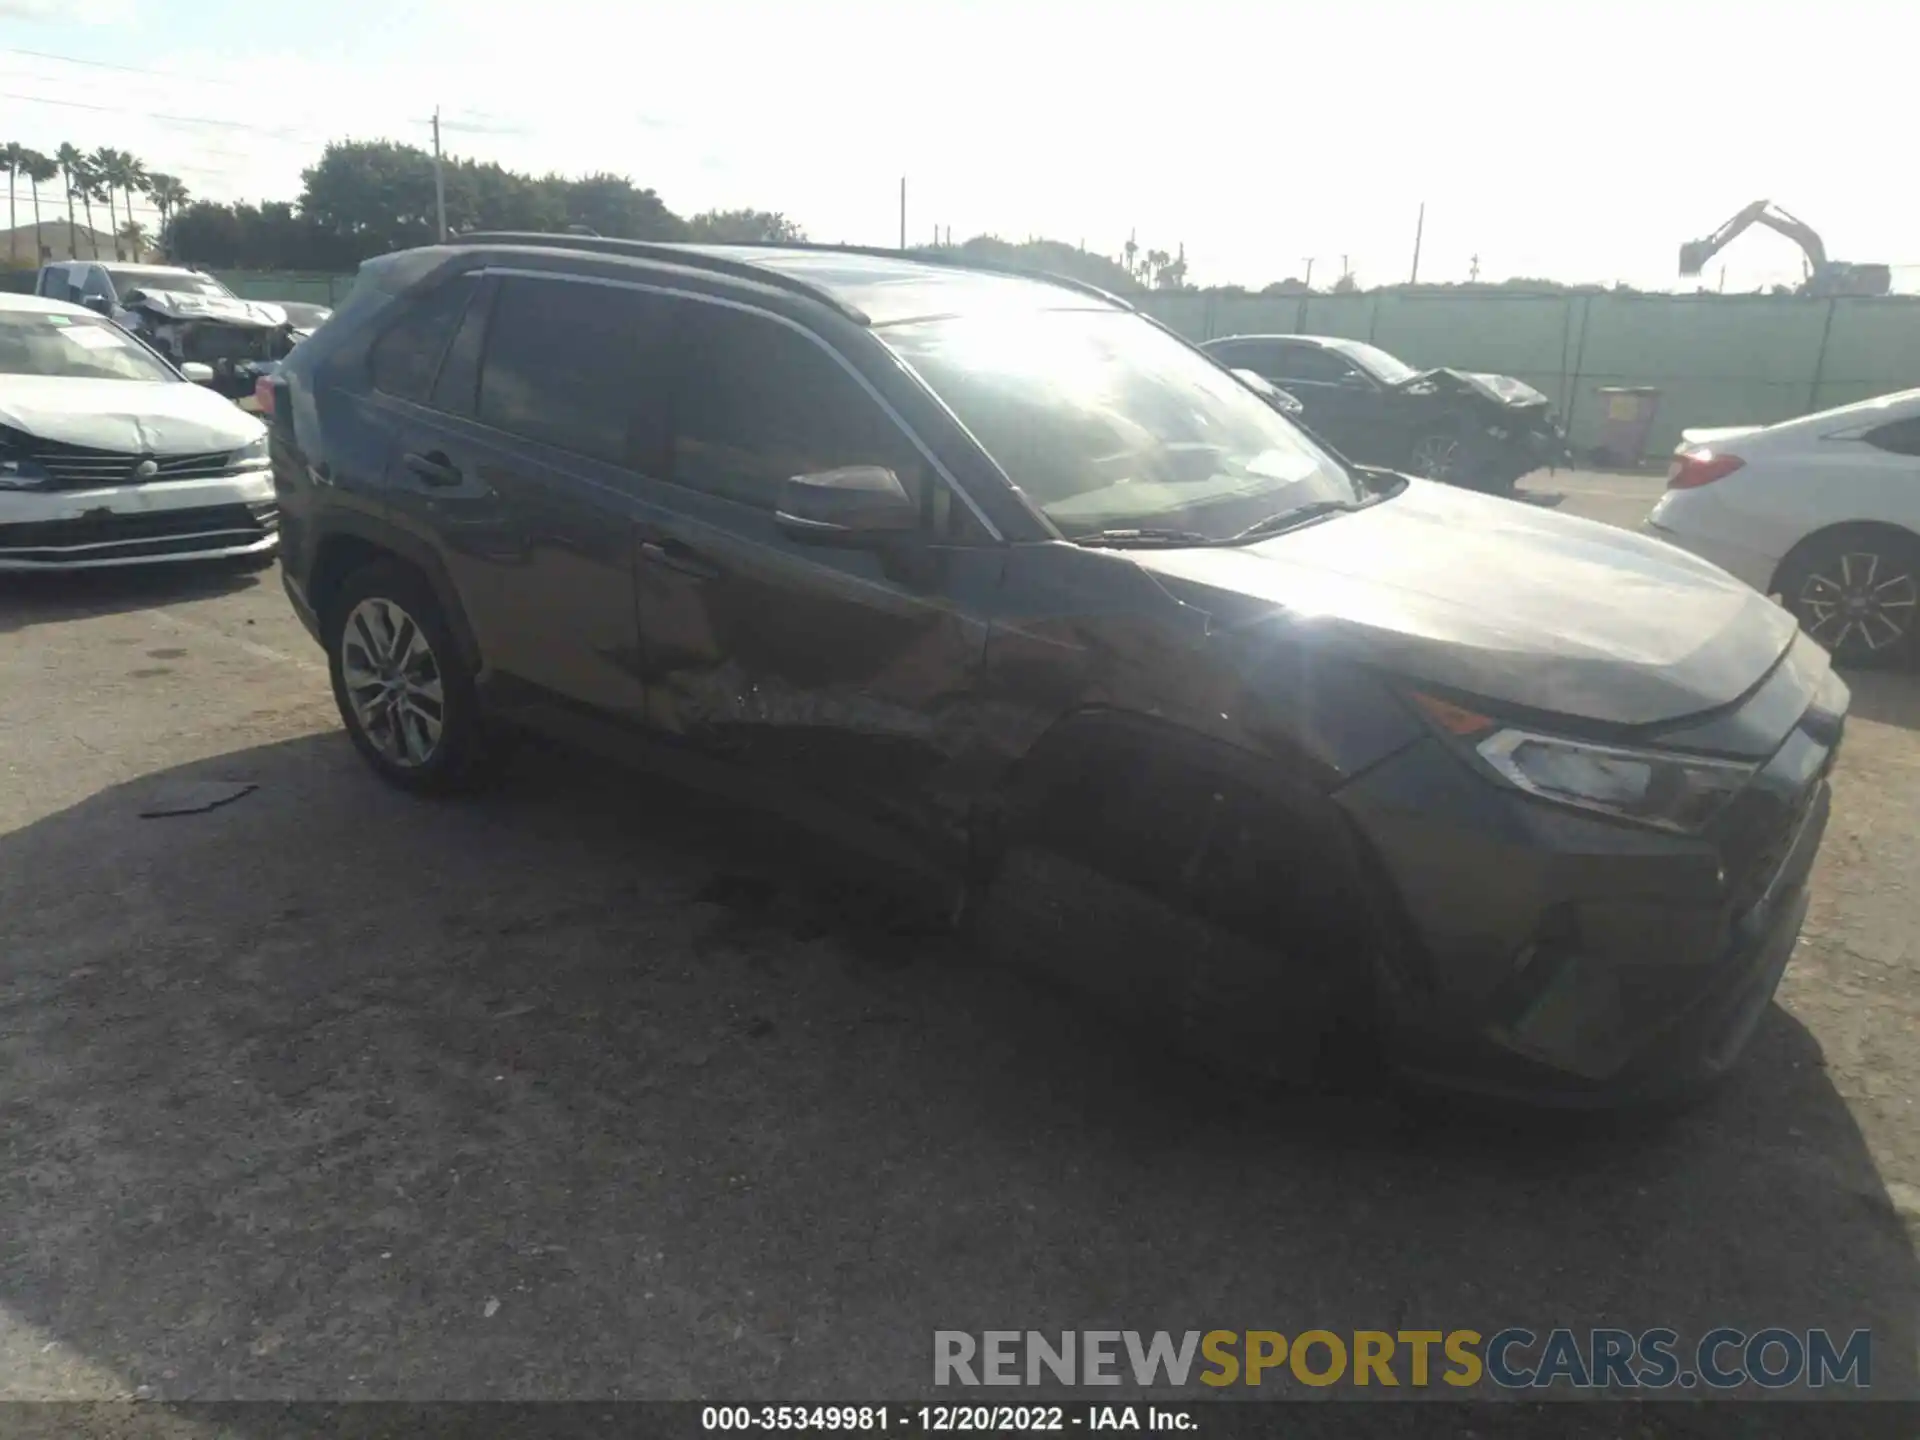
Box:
263, 234, 1847, 1106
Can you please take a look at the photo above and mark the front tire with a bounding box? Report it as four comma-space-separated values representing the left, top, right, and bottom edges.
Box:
1775, 527, 1920, 668
324, 559, 497, 793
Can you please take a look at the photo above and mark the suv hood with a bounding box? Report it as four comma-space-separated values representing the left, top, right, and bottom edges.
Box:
0, 376, 264, 454
1126, 480, 1798, 727
122, 290, 289, 330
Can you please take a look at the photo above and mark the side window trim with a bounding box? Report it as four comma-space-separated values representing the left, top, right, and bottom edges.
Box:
476, 265, 1004, 543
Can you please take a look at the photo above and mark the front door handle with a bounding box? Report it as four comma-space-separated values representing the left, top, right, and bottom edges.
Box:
639, 538, 721, 580
404, 450, 462, 488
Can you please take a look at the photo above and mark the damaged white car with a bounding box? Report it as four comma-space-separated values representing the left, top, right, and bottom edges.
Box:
0, 294, 277, 572
35, 261, 301, 402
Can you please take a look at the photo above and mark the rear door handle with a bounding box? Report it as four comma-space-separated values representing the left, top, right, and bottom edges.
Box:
639, 538, 720, 580
404, 450, 462, 487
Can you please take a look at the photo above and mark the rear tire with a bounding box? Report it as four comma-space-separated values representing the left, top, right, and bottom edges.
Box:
324, 558, 499, 793
1775, 527, 1920, 669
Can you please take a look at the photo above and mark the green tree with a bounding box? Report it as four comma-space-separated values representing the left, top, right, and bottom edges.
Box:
86, 147, 121, 255
685, 208, 805, 243
54, 143, 85, 259
117, 219, 147, 258
2, 143, 21, 265
20, 149, 56, 260
90, 148, 147, 259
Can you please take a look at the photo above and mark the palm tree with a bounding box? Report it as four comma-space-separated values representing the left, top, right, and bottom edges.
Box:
55, 143, 84, 258
76, 164, 107, 258
87, 147, 123, 258
113, 152, 150, 257
2, 142, 21, 265
148, 173, 188, 228
21, 150, 57, 262
117, 219, 147, 259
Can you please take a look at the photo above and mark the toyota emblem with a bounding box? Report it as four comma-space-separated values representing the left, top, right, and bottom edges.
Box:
133, 458, 158, 480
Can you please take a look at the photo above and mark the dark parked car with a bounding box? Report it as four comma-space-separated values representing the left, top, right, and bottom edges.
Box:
268, 236, 1846, 1107
1200, 333, 1570, 493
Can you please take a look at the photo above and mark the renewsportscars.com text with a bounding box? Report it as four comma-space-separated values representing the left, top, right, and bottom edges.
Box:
933, 1328, 1871, 1390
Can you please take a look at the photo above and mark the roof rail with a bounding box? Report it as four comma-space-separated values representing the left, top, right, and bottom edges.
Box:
450, 231, 869, 323
708, 239, 1139, 312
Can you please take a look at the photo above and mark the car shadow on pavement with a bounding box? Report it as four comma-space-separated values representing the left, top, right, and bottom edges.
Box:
0, 562, 271, 636
0, 730, 1911, 1403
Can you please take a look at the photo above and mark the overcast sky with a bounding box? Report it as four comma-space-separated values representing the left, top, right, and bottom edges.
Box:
4, 0, 1915, 292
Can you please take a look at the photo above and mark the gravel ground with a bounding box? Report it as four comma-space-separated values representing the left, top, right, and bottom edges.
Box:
1, 471, 1916, 1411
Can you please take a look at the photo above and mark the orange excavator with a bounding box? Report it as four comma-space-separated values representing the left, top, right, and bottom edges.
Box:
1679, 200, 1891, 297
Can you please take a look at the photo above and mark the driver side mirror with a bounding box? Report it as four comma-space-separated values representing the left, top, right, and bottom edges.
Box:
776, 466, 919, 547
180, 362, 215, 385
80, 293, 113, 316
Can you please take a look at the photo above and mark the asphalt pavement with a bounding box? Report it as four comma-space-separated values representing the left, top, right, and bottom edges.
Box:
2, 473, 1918, 1409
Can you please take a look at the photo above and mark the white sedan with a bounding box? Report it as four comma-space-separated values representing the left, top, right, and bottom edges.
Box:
1645, 388, 1920, 666
0, 293, 275, 572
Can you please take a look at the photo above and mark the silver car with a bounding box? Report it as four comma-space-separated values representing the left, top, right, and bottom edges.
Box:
0, 293, 276, 571
1644, 388, 1920, 665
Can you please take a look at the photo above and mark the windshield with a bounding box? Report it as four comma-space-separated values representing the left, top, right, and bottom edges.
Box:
1327, 339, 1420, 385
107, 269, 229, 299
883, 310, 1358, 541
0, 311, 179, 382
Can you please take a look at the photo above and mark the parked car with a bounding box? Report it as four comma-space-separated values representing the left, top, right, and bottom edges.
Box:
35, 261, 299, 400
1200, 333, 1570, 493
1645, 389, 1920, 667
269, 235, 1847, 1107
0, 293, 276, 571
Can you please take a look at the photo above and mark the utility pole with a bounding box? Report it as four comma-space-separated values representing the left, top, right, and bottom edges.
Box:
1409, 202, 1425, 284
431, 107, 447, 243
1469, 253, 1481, 283
899, 177, 906, 251
1340, 254, 1351, 283
1302, 257, 1315, 288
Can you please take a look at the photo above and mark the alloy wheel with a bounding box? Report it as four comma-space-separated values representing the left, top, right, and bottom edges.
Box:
1410, 435, 1461, 481
1798, 550, 1918, 656
339, 596, 446, 767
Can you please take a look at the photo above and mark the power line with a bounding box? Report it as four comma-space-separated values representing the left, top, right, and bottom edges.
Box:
0, 45, 267, 90
0, 89, 329, 143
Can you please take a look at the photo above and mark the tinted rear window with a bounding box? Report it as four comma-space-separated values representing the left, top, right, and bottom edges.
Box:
370, 275, 478, 403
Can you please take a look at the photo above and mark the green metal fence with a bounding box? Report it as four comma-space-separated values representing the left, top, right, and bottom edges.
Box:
216, 270, 359, 307
212, 269, 1920, 460
1138, 290, 1920, 459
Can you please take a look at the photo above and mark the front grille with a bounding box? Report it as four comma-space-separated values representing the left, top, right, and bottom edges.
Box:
0, 431, 240, 489
178, 324, 277, 365
0, 503, 275, 560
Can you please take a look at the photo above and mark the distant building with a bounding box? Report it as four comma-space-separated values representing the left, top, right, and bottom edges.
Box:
0, 221, 152, 265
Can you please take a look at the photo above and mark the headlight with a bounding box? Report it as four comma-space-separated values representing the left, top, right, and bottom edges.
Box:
229, 433, 270, 468
1477, 729, 1756, 833
0, 458, 51, 491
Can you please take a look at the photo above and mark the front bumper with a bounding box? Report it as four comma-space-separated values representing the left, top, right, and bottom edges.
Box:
1337, 668, 1847, 1107
0, 471, 278, 571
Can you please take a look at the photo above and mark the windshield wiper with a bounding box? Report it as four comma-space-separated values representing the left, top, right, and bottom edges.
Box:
1072, 527, 1216, 549
1228, 499, 1362, 543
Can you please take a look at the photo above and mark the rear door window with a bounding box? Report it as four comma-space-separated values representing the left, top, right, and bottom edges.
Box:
370, 274, 479, 404
1268, 344, 1354, 384
474, 275, 672, 469
667, 303, 927, 512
